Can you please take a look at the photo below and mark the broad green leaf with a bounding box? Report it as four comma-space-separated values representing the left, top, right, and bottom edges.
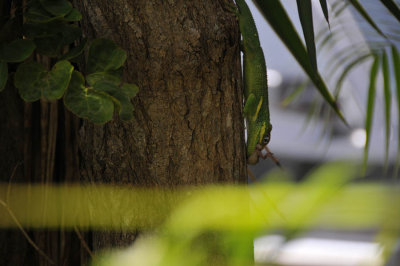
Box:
348, 0, 386, 38
64, 71, 114, 124
42, 60, 74, 100
381, 51, 391, 172
59, 38, 87, 61
334, 53, 372, 98
87, 39, 127, 74
391, 46, 400, 178
252, 0, 346, 124
121, 83, 139, 98
0, 39, 36, 63
25, 3, 59, 23
14, 60, 73, 101
363, 55, 380, 174
297, 0, 318, 72
93, 81, 134, 121
86, 72, 121, 86
319, 0, 329, 26
0, 61, 7, 91
63, 8, 82, 22
39, 0, 72, 17
379, 0, 400, 24
14, 62, 46, 102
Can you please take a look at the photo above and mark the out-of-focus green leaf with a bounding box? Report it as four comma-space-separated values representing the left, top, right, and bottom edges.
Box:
363, 55, 380, 174
381, 51, 391, 172
64, 71, 114, 124
14, 62, 46, 102
316, 30, 335, 52
391, 46, 400, 178
379, 0, 400, 24
319, 0, 329, 26
0, 61, 7, 91
297, 0, 318, 72
252, 0, 346, 124
14, 60, 74, 101
59, 38, 87, 61
39, 0, 72, 17
334, 53, 372, 98
281, 81, 307, 107
326, 44, 369, 76
63, 8, 82, 22
348, 0, 386, 38
334, 1, 350, 18
87, 39, 127, 74
283, 161, 357, 238
0, 39, 36, 63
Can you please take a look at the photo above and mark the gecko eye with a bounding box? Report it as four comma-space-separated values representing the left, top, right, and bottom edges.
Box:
262, 135, 270, 145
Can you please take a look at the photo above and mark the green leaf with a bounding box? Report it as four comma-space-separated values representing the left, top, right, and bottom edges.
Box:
391, 46, 400, 178
87, 39, 127, 74
297, 0, 318, 72
252, 0, 346, 124
64, 71, 114, 124
14, 62, 46, 102
25, 3, 59, 23
348, 0, 386, 38
0, 61, 7, 91
121, 83, 139, 98
59, 38, 87, 61
0, 39, 36, 63
14, 60, 73, 101
42, 60, 74, 100
363, 55, 380, 175
281, 81, 308, 107
63, 8, 82, 22
86, 72, 121, 86
93, 81, 134, 121
39, 0, 72, 17
379, 0, 400, 24
334, 53, 372, 98
381, 51, 391, 172
319, 0, 329, 26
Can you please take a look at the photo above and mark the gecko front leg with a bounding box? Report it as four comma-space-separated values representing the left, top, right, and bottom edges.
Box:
247, 144, 281, 168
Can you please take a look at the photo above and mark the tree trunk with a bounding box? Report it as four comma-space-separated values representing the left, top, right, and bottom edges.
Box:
74, 0, 246, 251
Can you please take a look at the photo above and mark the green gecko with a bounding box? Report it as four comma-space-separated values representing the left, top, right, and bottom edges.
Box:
233, 0, 277, 165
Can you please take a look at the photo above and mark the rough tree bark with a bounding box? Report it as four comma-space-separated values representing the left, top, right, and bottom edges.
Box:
73, 0, 246, 252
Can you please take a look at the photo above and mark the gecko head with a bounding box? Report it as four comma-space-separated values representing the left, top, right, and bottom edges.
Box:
258, 122, 272, 146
